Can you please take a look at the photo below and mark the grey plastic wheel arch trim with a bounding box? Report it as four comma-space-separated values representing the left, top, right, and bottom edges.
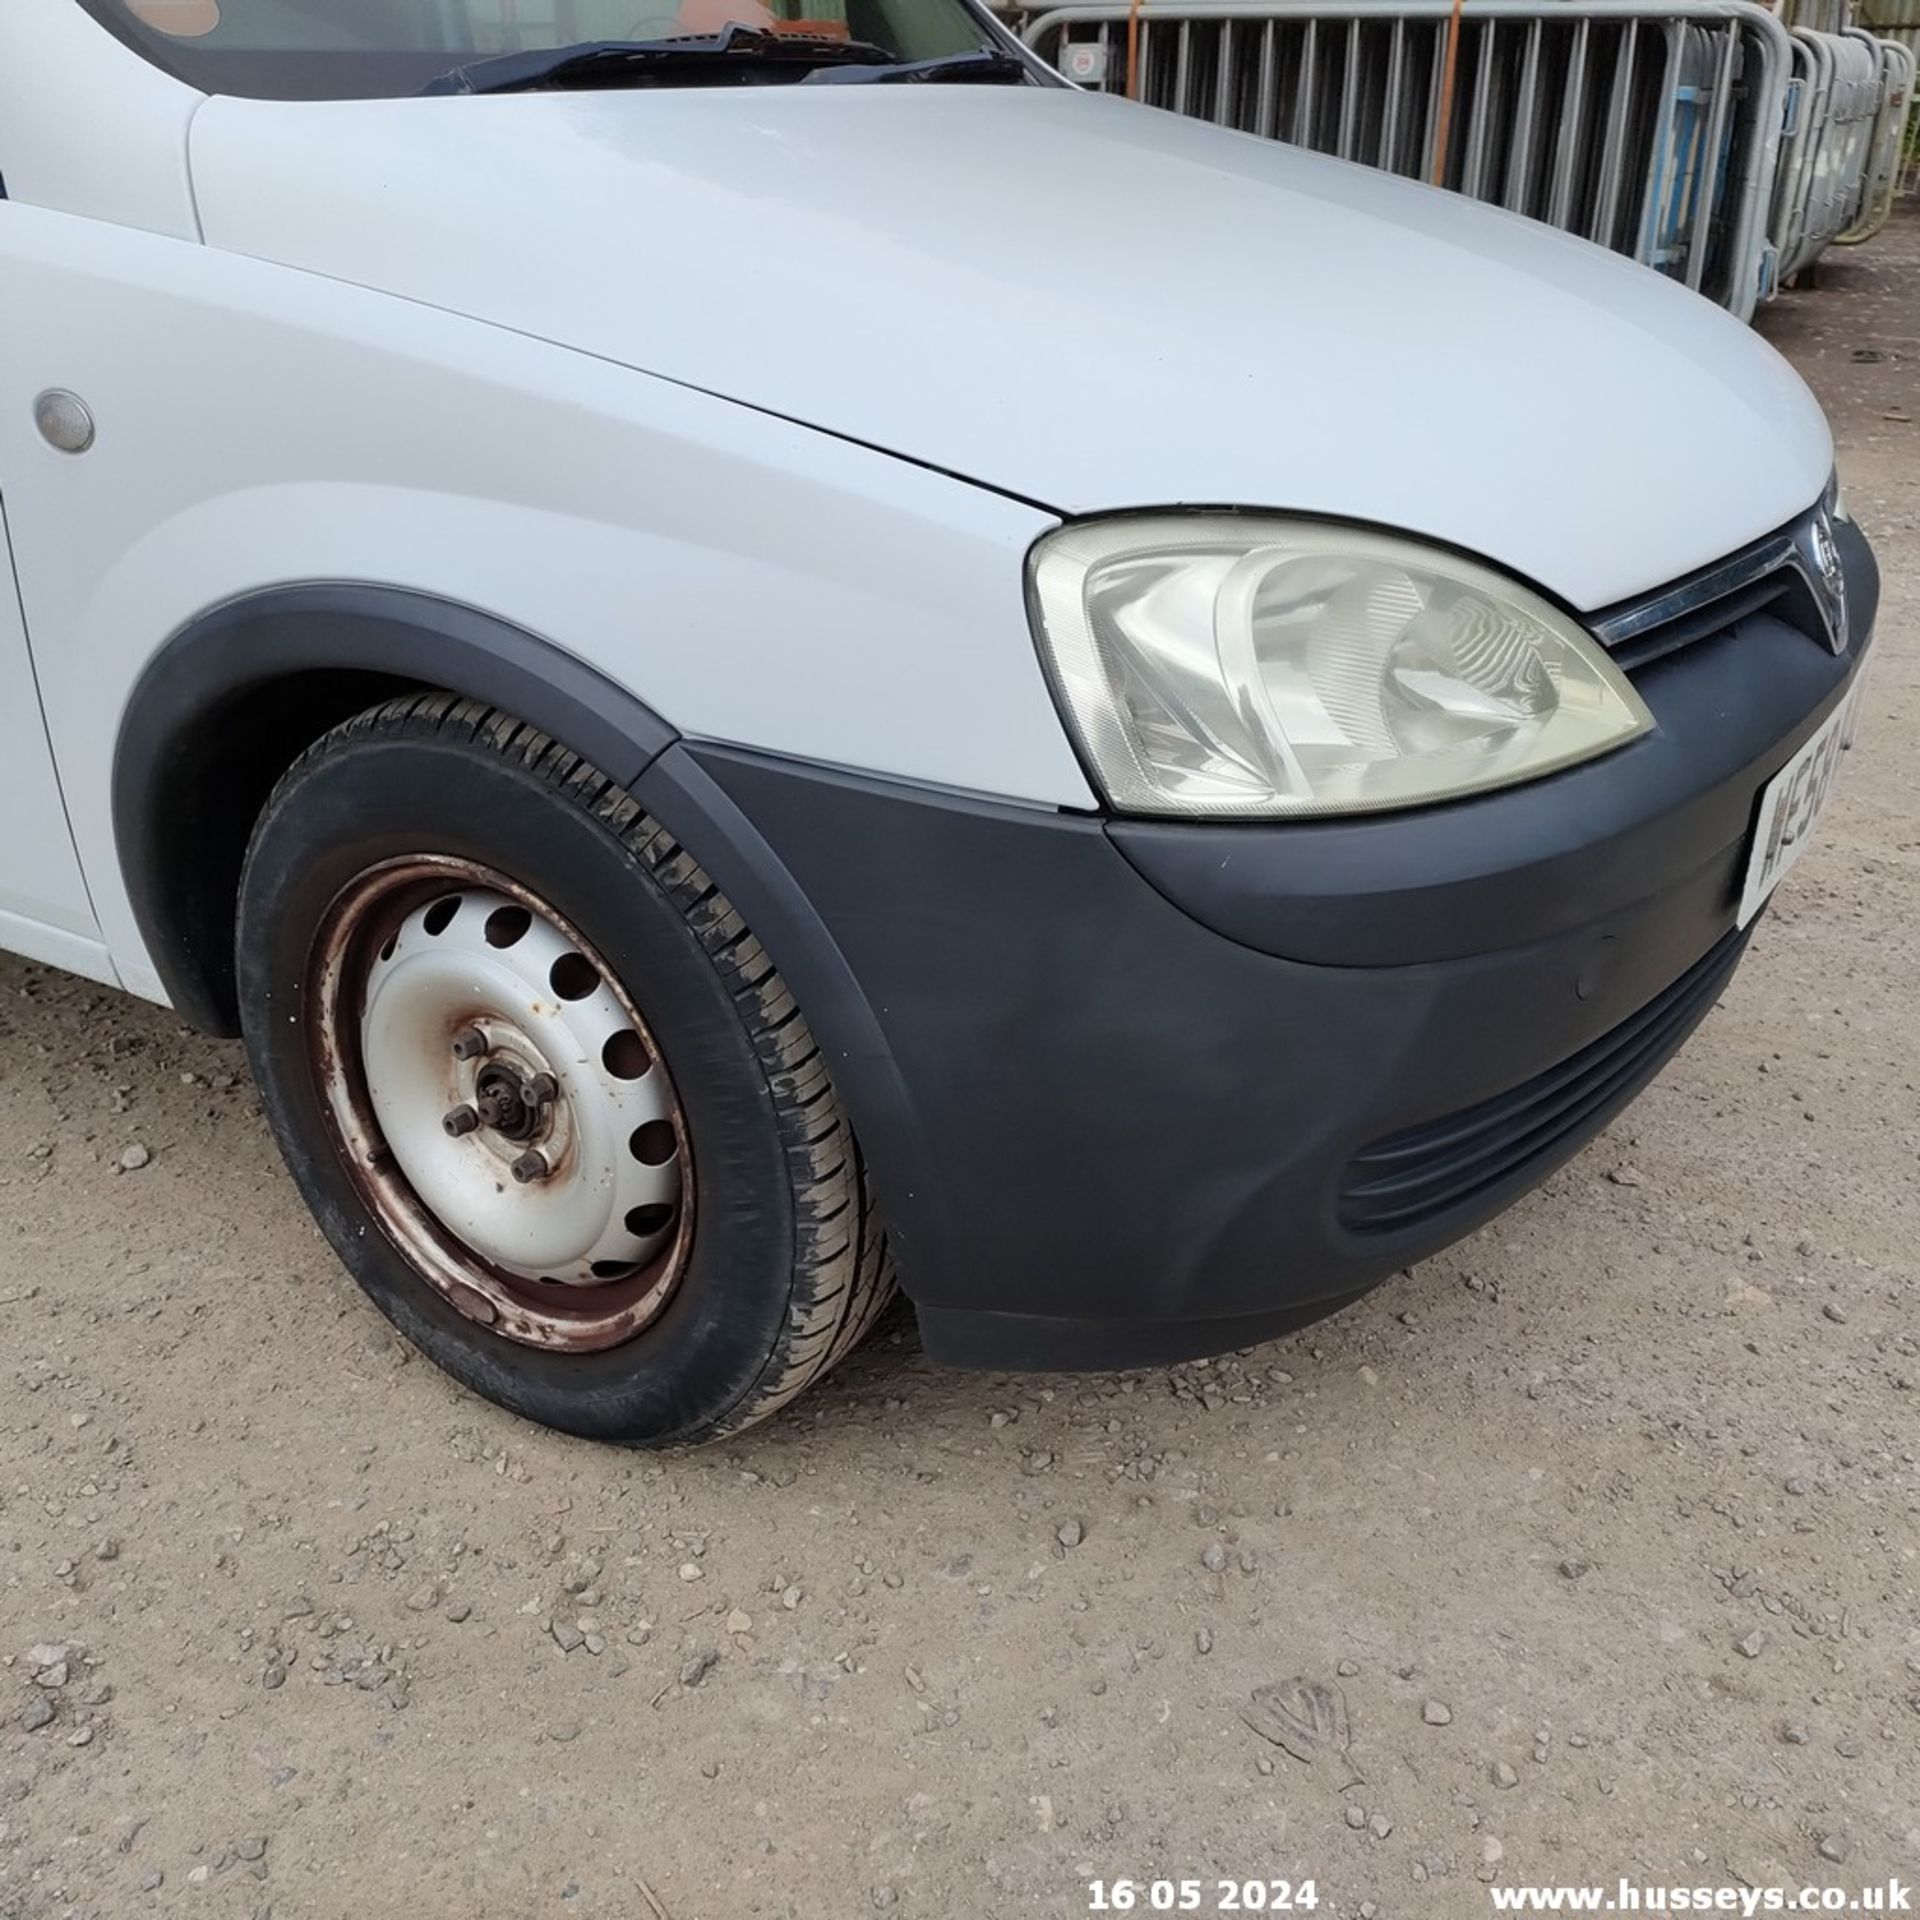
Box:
112, 581, 681, 1037
110, 581, 941, 1295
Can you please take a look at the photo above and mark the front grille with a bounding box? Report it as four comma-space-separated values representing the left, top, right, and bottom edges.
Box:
1590, 508, 1831, 674
1337, 925, 1751, 1234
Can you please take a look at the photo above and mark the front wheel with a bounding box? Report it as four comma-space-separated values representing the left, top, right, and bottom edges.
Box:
237, 693, 893, 1445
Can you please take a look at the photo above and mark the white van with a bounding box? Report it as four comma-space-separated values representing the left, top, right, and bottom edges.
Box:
0, 0, 1874, 1442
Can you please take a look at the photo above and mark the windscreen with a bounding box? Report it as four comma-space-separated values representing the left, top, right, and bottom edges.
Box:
80, 0, 1001, 98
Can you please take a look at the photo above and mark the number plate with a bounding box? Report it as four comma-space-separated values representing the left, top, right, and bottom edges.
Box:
1736, 673, 1868, 928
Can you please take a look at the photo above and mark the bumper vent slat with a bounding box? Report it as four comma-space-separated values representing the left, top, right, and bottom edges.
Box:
1338, 924, 1751, 1233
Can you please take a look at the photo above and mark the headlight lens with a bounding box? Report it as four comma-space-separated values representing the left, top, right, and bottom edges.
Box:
1029, 516, 1652, 818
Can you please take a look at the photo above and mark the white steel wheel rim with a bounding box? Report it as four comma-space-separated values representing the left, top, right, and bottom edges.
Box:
311, 858, 693, 1354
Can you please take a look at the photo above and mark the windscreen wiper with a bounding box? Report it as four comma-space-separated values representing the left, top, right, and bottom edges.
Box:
803, 49, 1035, 85
420, 25, 906, 96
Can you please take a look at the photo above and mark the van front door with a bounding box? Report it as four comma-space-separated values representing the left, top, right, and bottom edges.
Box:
0, 489, 104, 977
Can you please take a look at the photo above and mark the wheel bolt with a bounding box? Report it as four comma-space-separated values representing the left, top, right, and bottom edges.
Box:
451, 1026, 489, 1061
510, 1148, 551, 1185
443, 1103, 481, 1138
527, 1072, 559, 1106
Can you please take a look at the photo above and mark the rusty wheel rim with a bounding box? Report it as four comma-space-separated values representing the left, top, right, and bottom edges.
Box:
309, 857, 693, 1353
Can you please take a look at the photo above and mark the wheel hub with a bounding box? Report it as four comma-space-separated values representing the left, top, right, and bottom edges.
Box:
472, 1060, 550, 1142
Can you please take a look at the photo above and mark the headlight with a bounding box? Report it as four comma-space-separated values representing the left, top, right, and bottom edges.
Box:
1028, 515, 1652, 819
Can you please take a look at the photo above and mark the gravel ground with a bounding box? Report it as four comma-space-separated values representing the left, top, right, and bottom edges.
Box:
2, 211, 1917, 1920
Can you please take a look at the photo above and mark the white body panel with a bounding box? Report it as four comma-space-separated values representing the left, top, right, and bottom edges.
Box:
188, 85, 1834, 610
0, 499, 108, 973
0, 203, 1090, 997
0, 2, 201, 237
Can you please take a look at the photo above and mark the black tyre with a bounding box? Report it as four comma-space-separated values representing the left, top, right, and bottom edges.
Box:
236, 693, 893, 1445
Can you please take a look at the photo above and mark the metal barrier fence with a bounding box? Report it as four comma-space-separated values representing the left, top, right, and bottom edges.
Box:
1834, 30, 1916, 228
1770, 25, 1886, 272
1842, 0, 1920, 190
1020, 0, 1911, 316
1775, 0, 1917, 211
1846, 0, 1920, 59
